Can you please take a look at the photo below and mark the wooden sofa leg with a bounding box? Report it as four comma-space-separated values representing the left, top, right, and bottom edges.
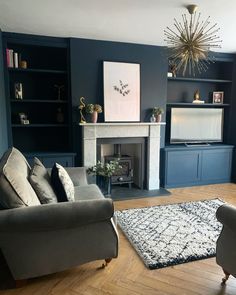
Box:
221, 269, 230, 285
102, 258, 112, 268
15, 279, 27, 288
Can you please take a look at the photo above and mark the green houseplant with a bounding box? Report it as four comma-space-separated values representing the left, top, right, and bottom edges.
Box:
152, 107, 164, 122
85, 104, 103, 123
87, 160, 121, 196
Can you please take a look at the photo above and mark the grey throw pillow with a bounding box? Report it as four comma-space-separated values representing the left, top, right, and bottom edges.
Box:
51, 163, 75, 202
0, 147, 40, 208
29, 157, 57, 204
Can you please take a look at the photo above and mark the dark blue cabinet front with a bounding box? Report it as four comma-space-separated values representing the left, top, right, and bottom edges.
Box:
162, 145, 233, 188
25, 153, 76, 168
201, 150, 232, 182
166, 151, 200, 186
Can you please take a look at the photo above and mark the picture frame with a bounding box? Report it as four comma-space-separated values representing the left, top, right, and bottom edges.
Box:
103, 61, 140, 122
213, 91, 224, 104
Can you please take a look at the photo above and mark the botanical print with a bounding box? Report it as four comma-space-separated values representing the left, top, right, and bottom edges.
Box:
104, 61, 140, 122
113, 80, 130, 97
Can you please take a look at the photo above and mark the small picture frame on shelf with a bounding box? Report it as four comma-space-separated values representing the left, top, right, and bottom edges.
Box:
14, 82, 23, 99
213, 92, 224, 104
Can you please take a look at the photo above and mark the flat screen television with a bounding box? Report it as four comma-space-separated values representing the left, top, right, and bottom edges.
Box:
170, 108, 224, 144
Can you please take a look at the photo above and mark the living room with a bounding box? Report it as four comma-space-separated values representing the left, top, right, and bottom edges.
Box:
0, 0, 236, 294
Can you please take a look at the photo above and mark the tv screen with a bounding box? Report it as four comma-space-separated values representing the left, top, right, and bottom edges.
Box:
170, 108, 223, 144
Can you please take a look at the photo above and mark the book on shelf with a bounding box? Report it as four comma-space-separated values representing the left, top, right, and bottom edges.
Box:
6, 49, 21, 68
14, 52, 18, 68
6, 49, 14, 67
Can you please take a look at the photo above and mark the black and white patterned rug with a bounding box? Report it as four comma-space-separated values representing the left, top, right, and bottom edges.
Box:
116, 198, 224, 269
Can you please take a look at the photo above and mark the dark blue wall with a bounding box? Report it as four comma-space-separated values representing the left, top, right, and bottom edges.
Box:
229, 57, 236, 181
0, 30, 8, 156
70, 38, 168, 161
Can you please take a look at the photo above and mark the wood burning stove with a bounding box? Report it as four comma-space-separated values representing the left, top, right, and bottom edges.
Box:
105, 144, 133, 187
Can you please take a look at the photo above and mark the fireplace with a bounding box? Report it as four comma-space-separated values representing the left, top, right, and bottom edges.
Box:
80, 123, 165, 190
97, 138, 145, 189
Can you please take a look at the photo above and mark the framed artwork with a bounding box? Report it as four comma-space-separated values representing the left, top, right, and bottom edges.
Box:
213, 92, 224, 104
103, 61, 140, 122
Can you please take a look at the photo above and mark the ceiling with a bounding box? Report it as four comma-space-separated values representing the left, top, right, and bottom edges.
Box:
0, 0, 235, 53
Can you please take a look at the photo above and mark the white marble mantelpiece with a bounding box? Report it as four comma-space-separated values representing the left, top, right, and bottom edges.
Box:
80, 122, 165, 190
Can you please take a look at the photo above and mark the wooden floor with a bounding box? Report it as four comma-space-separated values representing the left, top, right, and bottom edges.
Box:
1, 183, 236, 295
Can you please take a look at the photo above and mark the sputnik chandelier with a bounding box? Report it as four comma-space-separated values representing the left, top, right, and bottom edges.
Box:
164, 4, 222, 76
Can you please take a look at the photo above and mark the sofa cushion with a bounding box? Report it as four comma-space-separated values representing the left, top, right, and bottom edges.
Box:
0, 147, 40, 208
74, 184, 105, 201
51, 163, 75, 202
29, 157, 58, 204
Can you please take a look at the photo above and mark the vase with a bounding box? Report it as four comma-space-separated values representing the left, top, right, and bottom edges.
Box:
91, 111, 98, 123
155, 114, 162, 122
96, 175, 112, 197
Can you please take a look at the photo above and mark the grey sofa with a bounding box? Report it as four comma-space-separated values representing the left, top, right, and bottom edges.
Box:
216, 204, 236, 284
0, 148, 118, 282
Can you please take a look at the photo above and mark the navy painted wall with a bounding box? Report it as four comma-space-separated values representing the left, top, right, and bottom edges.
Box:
0, 30, 8, 156
70, 38, 168, 163
229, 56, 236, 182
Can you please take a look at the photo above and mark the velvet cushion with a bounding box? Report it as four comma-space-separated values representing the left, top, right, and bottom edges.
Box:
29, 157, 57, 204
51, 163, 75, 202
0, 147, 40, 208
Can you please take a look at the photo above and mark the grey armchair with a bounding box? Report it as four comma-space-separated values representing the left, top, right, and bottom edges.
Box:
0, 148, 119, 286
216, 204, 236, 284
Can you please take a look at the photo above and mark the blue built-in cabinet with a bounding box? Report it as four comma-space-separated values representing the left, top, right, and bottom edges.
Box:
161, 145, 233, 188
24, 152, 76, 168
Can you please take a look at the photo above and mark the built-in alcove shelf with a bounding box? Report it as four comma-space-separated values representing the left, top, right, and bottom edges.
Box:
168, 77, 232, 83
12, 124, 68, 127
167, 103, 230, 107
4, 33, 71, 153
11, 99, 68, 103
8, 68, 67, 74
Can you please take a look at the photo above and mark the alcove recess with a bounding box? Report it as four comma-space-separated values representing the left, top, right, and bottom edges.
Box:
4, 34, 72, 153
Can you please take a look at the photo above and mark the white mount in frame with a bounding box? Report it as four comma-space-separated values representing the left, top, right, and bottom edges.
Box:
103, 61, 140, 122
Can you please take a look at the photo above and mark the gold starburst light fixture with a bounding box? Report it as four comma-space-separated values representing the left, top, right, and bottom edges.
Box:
164, 4, 222, 76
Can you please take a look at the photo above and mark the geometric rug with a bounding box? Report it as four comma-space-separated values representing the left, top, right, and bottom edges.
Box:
115, 198, 224, 269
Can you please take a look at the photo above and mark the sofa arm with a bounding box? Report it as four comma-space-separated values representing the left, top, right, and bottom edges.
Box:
0, 198, 114, 232
216, 204, 236, 232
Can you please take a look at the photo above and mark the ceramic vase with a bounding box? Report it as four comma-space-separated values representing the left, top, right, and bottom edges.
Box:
155, 114, 162, 122
91, 111, 98, 123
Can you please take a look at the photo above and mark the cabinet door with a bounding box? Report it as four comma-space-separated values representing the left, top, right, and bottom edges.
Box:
0, 30, 8, 156
166, 151, 201, 186
201, 149, 232, 181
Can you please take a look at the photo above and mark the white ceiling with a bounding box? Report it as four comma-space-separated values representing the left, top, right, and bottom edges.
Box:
0, 0, 235, 53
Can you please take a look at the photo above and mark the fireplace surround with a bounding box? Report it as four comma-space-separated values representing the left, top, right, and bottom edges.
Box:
80, 123, 165, 190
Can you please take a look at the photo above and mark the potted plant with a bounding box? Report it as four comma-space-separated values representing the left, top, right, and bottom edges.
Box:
85, 103, 103, 123
152, 107, 164, 122
87, 160, 121, 196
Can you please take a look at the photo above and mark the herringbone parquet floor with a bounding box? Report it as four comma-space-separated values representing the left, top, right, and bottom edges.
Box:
1, 183, 236, 295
